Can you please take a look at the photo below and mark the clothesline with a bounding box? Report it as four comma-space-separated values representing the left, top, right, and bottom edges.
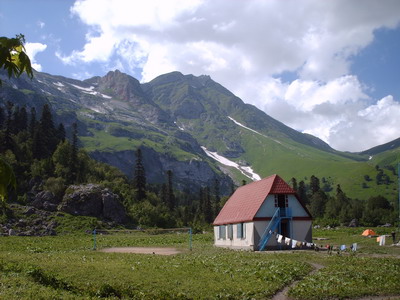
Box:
377, 235, 386, 246
270, 231, 358, 252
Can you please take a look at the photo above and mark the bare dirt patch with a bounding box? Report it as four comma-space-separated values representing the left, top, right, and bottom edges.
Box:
99, 247, 183, 255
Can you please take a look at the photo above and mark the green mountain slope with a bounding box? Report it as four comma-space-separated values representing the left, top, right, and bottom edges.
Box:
144, 72, 400, 200
1, 69, 399, 200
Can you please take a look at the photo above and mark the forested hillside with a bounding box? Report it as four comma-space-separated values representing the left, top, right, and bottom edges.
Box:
0, 102, 224, 230
0, 69, 399, 229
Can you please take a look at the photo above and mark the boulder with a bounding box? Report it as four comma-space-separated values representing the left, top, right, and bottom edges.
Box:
58, 184, 127, 223
23, 206, 36, 216
43, 201, 58, 212
102, 189, 127, 223
58, 184, 103, 216
32, 191, 58, 210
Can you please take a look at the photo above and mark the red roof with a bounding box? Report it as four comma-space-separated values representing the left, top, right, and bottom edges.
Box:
213, 174, 300, 225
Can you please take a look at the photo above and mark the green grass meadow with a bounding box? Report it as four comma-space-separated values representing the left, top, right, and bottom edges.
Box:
0, 227, 399, 299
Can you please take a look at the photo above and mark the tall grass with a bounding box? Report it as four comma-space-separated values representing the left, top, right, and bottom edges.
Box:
0, 227, 399, 299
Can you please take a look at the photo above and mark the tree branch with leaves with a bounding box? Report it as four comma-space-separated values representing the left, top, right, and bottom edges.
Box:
0, 34, 33, 84
0, 34, 33, 203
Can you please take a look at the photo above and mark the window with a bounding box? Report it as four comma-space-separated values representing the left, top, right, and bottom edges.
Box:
237, 223, 246, 239
219, 225, 226, 240
227, 224, 233, 240
274, 194, 288, 207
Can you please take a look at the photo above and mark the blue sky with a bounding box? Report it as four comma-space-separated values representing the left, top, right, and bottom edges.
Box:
2, 0, 400, 152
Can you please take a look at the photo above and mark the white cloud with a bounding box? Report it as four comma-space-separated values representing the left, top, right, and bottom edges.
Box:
63, 0, 400, 151
25, 42, 47, 71
37, 21, 45, 29
240, 76, 400, 152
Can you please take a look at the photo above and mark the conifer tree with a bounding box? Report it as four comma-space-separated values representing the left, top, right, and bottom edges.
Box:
309, 175, 320, 195
198, 186, 204, 215
298, 180, 308, 205
57, 123, 66, 142
71, 122, 78, 161
213, 178, 221, 218
29, 107, 36, 138
37, 104, 57, 158
133, 147, 146, 202
166, 170, 175, 210
18, 106, 28, 132
0, 106, 5, 129
68, 122, 78, 184
290, 177, 298, 191
309, 190, 328, 218
160, 183, 167, 205
203, 186, 212, 223
32, 126, 44, 159
11, 105, 20, 134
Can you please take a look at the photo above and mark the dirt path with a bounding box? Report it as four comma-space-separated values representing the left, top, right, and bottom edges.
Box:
271, 260, 400, 300
99, 247, 183, 255
271, 262, 324, 300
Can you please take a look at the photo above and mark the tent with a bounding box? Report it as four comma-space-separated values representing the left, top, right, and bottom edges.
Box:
362, 229, 377, 236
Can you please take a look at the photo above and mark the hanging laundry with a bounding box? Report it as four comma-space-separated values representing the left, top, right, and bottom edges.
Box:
351, 243, 357, 251
306, 242, 313, 248
285, 237, 291, 245
277, 234, 283, 243
291, 239, 297, 248
379, 235, 386, 246
296, 241, 302, 248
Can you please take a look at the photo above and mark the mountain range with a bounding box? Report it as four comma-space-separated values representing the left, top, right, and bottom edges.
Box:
1, 69, 399, 200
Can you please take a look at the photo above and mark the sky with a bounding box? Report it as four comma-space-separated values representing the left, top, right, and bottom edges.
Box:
2, 0, 400, 152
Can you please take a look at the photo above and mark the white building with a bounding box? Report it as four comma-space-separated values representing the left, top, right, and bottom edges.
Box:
213, 174, 312, 251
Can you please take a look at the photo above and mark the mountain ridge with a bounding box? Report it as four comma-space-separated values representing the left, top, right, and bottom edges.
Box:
1, 69, 399, 199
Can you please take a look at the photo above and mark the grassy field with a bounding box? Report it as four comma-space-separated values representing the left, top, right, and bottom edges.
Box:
0, 227, 399, 299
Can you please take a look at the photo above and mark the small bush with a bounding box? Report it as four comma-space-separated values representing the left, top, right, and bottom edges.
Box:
95, 283, 121, 298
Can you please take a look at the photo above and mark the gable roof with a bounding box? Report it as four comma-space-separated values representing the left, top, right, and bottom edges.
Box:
213, 174, 309, 225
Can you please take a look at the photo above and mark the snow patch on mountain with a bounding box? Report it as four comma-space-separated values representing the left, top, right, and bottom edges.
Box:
201, 146, 261, 181
69, 83, 112, 99
70, 83, 94, 92
228, 116, 282, 145
174, 121, 185, 131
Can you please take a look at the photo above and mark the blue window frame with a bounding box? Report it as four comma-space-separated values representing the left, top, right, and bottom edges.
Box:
237, 223, 246, 239
219, 225, 226, 240
227, 224, 233, 240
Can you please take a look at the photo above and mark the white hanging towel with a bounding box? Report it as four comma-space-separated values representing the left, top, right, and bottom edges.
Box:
379, 235, 386, 246
277, 234, 283, 243
285, 237, 291, 245
291, 239, 297, 248
351, 243, 357, 251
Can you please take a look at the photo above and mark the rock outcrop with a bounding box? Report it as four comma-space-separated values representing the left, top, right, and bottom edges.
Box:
58, 184, 127, 223
0, 205, 57, 236
32, 191, 59, 212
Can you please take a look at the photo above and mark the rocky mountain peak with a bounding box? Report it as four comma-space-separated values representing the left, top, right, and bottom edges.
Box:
98, 70, 145, 103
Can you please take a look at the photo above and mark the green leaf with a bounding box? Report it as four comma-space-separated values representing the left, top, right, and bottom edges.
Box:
0, 34, 33, 85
